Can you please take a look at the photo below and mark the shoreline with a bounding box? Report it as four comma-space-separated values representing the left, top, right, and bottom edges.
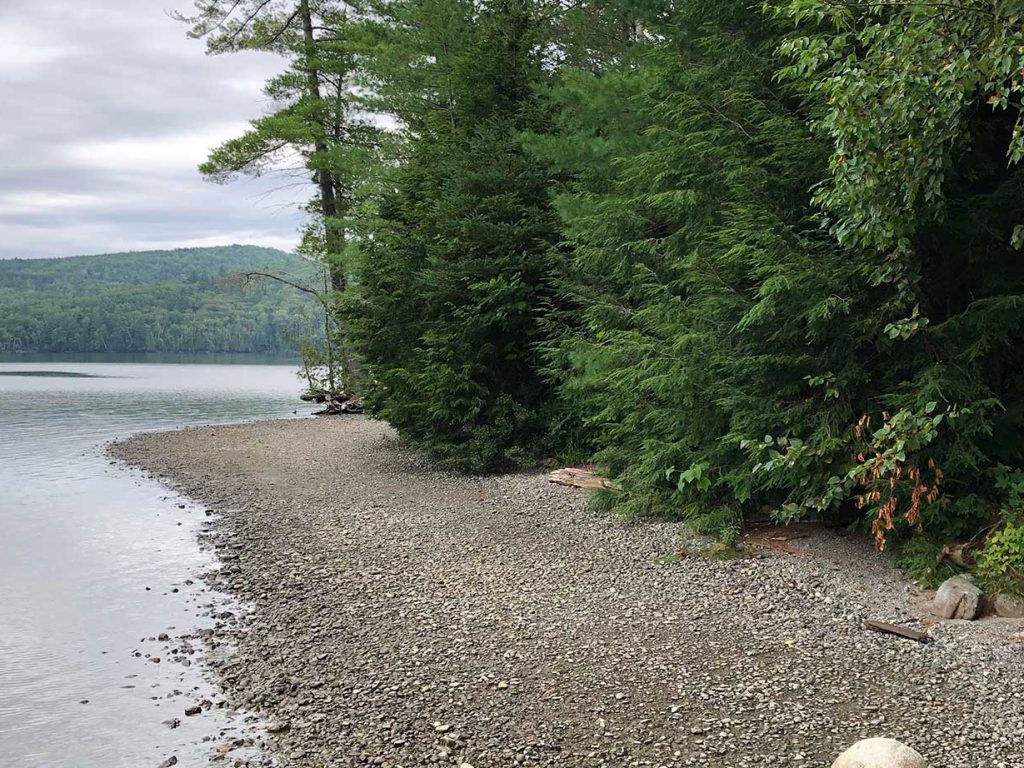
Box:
110, 417, 1024, 768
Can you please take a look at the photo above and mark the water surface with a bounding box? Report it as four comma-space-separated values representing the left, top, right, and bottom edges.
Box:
0, 359, 305, 767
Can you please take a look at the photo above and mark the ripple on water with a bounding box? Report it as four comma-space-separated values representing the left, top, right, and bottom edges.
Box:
0, 360, 304, 767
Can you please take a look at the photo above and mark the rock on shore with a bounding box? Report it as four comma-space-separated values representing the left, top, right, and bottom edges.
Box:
932, 575, 983, 620
110, 418, 1024, 768
832, 738, 928, 768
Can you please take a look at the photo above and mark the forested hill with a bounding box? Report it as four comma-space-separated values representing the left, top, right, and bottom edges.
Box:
0, 245, 322, 354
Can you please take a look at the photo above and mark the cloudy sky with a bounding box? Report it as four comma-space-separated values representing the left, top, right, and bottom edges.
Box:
0, 0, 307, 260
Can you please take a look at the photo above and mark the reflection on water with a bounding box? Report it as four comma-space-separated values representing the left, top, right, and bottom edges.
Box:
0, 360, 304, 767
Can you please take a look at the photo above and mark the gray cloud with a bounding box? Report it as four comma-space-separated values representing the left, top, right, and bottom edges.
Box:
0, 1, 307, 259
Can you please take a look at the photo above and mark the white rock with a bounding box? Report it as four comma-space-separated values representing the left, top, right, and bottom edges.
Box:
993, 592, 1024, 619
933, 575, 983, 620
832, 738, 928, 768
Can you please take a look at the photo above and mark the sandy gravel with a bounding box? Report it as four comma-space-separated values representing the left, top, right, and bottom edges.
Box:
110, 417, 1024, 768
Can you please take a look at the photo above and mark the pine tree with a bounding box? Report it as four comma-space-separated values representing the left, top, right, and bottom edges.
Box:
179, 0, 377, 390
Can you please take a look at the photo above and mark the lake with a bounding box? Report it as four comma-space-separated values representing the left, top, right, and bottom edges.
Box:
0, 357, 305, 767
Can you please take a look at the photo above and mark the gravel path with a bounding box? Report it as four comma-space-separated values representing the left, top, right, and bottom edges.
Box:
111, 417, 1024, 768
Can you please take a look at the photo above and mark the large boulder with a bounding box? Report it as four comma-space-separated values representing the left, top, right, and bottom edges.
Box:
993, 592, 1024, 619
932, 575, 983, 620
832, 738, 928, 768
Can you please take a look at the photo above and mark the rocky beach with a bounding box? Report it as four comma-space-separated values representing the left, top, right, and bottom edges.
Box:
111, 417, 1024, 768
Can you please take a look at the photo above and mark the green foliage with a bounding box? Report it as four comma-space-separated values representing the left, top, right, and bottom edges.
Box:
344, 0, 562, 470
531, 1, 865, 531
764, 0, 1024, 548
773, 1, 1024, 265
978, 522, 1024, 595
588, 488, 620, 515
528, 0, 1024, 560
686, 507, 743, 549
171, 0, 1024, 576
894, 536, 962, 588
976, 467, 1024, 593
0, 247, 320, 354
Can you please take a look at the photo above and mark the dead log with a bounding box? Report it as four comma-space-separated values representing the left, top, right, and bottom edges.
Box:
937, 541, 976, 569
339, 398, 363, 414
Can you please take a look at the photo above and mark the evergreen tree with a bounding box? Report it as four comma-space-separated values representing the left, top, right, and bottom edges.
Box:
345, 0, 563, 469
179, 0, 377, 388
531, 1, 869, 538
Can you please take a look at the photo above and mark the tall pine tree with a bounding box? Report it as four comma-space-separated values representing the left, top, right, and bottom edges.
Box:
180, 0, 377, 390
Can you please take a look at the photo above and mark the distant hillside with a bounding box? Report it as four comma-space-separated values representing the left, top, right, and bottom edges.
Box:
0, 245, 324, 354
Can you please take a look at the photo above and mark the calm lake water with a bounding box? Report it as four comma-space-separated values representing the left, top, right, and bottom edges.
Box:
0, 356, 304, 767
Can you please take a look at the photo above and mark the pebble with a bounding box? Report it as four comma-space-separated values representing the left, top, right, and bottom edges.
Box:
111, 418, 1024, 768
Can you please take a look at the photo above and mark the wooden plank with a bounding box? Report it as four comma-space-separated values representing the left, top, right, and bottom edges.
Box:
863, 619, 931, 644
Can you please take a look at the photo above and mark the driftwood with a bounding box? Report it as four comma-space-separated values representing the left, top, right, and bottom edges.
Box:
863, 619, 931, 644
937, 541, 976, 569
548, 467, 621, 492
742, 522, 818, 555
311, 393, 364, 415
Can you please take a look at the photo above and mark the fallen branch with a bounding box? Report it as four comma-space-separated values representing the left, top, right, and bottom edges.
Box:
863, 619, 931, 644
312, 393, 363, 415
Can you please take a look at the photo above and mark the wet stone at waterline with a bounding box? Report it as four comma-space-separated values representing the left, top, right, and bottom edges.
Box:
0, 357, 305, 768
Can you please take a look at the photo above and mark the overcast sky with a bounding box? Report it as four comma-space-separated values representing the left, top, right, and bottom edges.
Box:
0, 0, 307, 260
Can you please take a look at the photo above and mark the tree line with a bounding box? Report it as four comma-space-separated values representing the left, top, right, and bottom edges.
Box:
0, 246, 322, 354
186, 0, 1024, 587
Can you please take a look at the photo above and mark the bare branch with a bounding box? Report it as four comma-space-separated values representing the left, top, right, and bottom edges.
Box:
815, 0, 999, 18
225, 0, 277, 46
263, 6, 304, 46
238, 270, 331, 310
170, 0, 244, 37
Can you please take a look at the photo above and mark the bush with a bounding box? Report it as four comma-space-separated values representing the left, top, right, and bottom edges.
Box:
978, 523, 1024, 596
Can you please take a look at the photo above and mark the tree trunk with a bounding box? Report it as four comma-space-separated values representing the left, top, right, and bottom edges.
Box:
299, 0, 346, 292
298, 0, 358, 392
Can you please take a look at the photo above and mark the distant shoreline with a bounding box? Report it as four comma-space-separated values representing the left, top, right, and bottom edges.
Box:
0, 370, 106, 378
0, 245, 322, 358
0, 351, 299, 365
108, 417, 1024, 768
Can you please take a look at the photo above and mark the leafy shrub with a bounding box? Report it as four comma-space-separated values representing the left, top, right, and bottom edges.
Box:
894, 536, 962, 589
977, 471, 1024, 594
978, 523, 1024, 596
